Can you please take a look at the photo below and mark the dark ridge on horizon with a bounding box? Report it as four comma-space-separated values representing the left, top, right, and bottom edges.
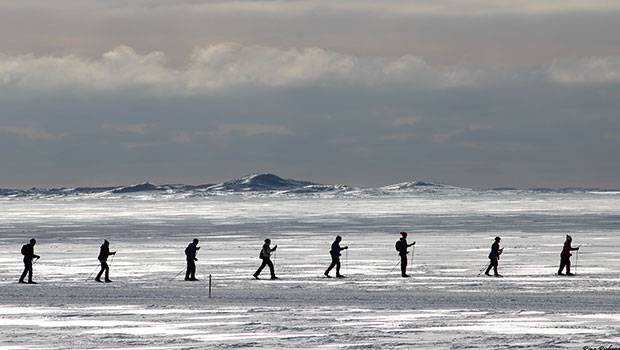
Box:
1, 173, 618, 198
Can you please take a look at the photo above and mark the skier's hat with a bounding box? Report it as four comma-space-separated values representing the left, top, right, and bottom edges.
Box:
400, 231, 407, 237
265, 238, 271, 244
193, 238, 199, 244
495, 236, 501, 241
566, 235, 572, 241
30, 238, 36, 244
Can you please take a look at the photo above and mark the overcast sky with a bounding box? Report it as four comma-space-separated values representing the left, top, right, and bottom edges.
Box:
1, 0, 620, 189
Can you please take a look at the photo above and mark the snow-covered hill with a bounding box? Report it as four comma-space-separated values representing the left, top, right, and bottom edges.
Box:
0, 173, 616, 199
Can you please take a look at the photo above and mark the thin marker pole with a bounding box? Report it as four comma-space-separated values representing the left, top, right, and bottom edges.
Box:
209, 274, 212, 298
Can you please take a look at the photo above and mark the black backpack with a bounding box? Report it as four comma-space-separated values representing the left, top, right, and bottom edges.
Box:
395, 240, 403, 252
21, 244, 27, 255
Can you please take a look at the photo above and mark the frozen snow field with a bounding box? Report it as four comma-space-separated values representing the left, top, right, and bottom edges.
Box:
1, 190, 620, 349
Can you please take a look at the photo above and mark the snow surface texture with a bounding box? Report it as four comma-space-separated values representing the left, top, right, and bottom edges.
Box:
1, 176, 620, 349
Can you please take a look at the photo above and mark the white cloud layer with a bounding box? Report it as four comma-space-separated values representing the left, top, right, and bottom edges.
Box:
549, 55, 620, 85
0, 123, 65, 140
3, 44, 620, 96
212, 123, 294, 137
0, 44, 484, 94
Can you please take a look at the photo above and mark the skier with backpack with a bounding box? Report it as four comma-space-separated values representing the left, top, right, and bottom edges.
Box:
254, 238, 278, 280
395, 231, 416, 277
19, 238, 40, 284
484, 236, 504, 276
185, 238, 201, 281
324, 235, 348, 278
95, 240, 116, 282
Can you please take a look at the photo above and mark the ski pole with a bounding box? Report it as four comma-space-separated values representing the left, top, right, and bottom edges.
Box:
478, 262, 490, 276
86, 263, 100, 282
169, 268, 186, 281
345, 249, 348, 275
388, 260, 401, 275
575, 248, 579, 275
33, 257, 40, 265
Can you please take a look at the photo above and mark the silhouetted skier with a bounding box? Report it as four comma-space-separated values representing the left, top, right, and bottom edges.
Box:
254, 239, 278, 280
396, 231, 416, 277
324, 235, 348, 278
558, 235, 579, 275
95, 240, 116, 282
485, 236, 504, 276
185, 238, 201, 281
19, 238, 40, 284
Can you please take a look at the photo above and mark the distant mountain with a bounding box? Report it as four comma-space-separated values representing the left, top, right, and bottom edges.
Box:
1, 174, 617, 199
208, 173, 316, 192
381, 181, 449, 191
112, 182, 161, 193
376, 180, 468, 195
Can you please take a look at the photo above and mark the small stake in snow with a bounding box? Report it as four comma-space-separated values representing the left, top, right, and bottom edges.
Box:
208, 274, 212, 298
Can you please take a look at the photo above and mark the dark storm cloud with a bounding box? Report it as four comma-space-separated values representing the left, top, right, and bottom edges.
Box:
2, 1, 620, 65
1, 1, 620, 188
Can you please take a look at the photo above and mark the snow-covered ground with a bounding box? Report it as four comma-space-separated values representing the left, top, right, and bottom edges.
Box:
1, 190, 620, 349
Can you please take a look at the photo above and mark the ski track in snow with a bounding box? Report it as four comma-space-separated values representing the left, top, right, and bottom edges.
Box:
1, 193, 620, 349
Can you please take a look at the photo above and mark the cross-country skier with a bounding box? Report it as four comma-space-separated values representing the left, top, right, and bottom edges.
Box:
558, 235, 579, 275
95, 240, 116, 282
185, 238, 200, 281
19, 238, 40, 284
254, 238, 278, 280
324, 235, 348, 278
396, 231, 416, 277
485, 236, 503, 276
